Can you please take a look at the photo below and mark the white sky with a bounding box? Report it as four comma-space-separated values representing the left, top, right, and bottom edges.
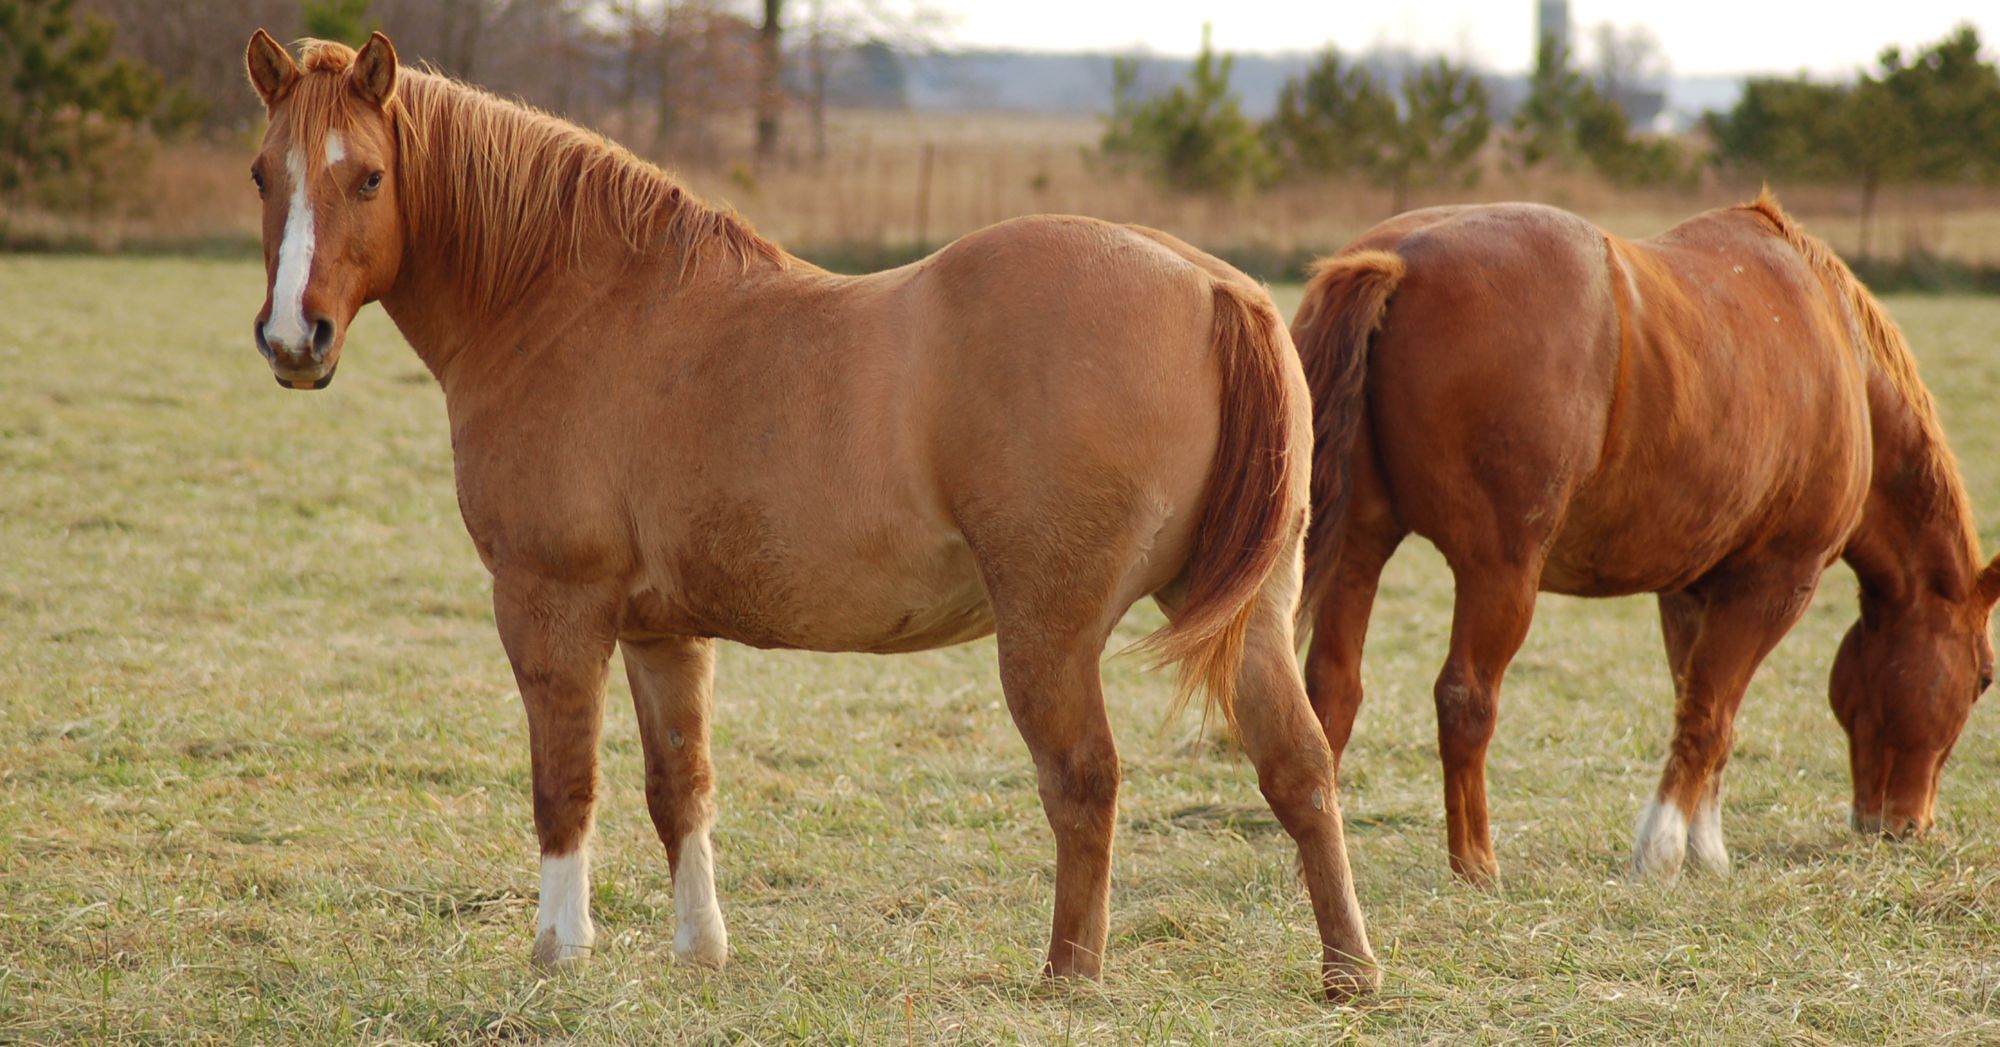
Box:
937, 2, 1994, 77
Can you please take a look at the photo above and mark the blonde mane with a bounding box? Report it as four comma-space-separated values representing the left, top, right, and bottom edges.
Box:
1740, 188, 1978, 561
290, 40, 787, 310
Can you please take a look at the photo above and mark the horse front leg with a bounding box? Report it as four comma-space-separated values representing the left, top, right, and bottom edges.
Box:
1633, 569, 1818, 881
493, 573, 619, 969
622, 635, 729, 967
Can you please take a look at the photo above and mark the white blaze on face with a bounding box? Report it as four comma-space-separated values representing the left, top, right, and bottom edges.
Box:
265, 130, 343, 358
533, 849, 595, 964
673, 830, 729, 967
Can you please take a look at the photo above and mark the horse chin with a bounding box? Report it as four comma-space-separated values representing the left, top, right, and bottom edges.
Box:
273, 363, 338, 391
1850, 804, 1933, 839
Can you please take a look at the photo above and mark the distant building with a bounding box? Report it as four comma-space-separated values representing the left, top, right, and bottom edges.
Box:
1537, 0, 1570, 63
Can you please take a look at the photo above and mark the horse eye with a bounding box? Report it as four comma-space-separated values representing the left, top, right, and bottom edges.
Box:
360, 171, 383, 195
251, 169, 265, 196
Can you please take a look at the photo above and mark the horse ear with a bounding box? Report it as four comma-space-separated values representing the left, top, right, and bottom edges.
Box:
1977, 554, 2000, 609
245, 29, 300, 108
351, 31, 399, 109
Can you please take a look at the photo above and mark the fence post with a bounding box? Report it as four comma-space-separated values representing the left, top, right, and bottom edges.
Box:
915, 142, 935, 248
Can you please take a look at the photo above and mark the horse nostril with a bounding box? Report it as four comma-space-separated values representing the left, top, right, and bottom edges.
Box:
254, 322, 275, 361
311, 316, 335, 359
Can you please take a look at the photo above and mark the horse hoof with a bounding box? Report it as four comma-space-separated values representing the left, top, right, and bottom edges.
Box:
1322, 952, 1381, 1003
531, 927, 592, 970
1450, 855, 1500, 888
673, 918, 730, 969
1630, 800, 1688, 883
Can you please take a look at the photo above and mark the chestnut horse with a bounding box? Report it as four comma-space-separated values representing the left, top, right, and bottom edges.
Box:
1296, 196, 1995, 884
241, 32, 1375, 997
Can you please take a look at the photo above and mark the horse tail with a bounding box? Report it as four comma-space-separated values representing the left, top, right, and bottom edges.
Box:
1293, 250, 1407, 634
1142, 281, 1303, 732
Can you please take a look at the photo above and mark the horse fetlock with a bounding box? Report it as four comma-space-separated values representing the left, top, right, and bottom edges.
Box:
672, 831, 729, 968
531, 925, 595, 970
1630, 798, 1689, 882
1449, 849, 1500, 887
1322, 945, 1382, 1003
1686, 794, 1731, 875
534, 850, 596, 968
672, 908, 729, 968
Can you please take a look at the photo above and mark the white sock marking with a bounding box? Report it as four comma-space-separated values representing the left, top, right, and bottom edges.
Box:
535, 850, 595, 963
673, 831, 729, 967
1631, 798, 1688, 882
1687, 790, 1730, 875
266, 147, 317, 357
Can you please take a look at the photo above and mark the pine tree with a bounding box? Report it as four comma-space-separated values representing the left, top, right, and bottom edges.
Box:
1709, 25, 2000, 257
1371, 58, 1491, 214
1100, 25, 1274, 194
1263, 46, 1394, 182
0, 0, 196, 216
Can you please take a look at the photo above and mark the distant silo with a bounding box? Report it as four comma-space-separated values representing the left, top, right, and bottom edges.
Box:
1537, 0, 1570, 63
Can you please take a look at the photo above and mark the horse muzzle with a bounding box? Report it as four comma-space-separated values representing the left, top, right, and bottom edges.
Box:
255, 316, 340, 389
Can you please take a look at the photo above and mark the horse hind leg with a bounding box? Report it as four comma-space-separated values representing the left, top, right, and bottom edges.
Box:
1432, 560, 1540, 885
623, 635, 729, 967
991, 610, 1122, 980
1222, 562, 1379, 999
1633, 571, 1817, 882
1303, 439, 1407, 778
492, 574, 619, 969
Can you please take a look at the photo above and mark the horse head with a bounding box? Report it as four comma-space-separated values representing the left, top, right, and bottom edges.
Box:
243, 29, 404, 389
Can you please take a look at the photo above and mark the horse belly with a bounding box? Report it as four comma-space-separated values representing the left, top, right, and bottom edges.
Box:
1538, 523, 1729, 596
1537, 451, 1863, 598
634, 516, 996, 653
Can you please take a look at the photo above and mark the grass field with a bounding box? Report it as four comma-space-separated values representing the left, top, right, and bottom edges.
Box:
3, 257, 1999, 1044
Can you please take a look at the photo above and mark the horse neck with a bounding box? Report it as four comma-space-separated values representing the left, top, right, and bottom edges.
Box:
372, 88, 745, 386
376, 256, 478, 378
1845, 371, 1982, 611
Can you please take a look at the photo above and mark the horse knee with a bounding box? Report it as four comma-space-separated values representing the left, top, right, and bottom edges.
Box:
531, 770, 598, 854
1036, 738, 1120, 830
644, 758, 715, 846
1434, 671, 1497, 759
1303, 635, 1347, 704
1247, 741, 1339, 837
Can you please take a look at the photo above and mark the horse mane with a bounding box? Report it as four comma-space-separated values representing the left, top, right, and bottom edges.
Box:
1739, 188, 1979, 563
292, 40, 787, 310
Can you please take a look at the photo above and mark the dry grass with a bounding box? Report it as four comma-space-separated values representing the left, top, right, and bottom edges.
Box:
13, 111, 2000, 265
2, 258, 1999, 1044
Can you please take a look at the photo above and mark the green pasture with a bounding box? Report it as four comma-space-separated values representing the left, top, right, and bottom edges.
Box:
2, 257, 1997, 1044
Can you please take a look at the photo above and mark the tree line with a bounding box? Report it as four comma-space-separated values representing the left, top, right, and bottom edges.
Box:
4, 0, 2000, 261
1707, 26, 2000, 257
1, 0, 923, 219
1103, 23, 2000, 253
1101, 27, 1693, 210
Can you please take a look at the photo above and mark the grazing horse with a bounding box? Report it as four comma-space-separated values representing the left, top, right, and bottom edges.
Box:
240, 31, 1376, 997
1295, 196, 1996, 884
